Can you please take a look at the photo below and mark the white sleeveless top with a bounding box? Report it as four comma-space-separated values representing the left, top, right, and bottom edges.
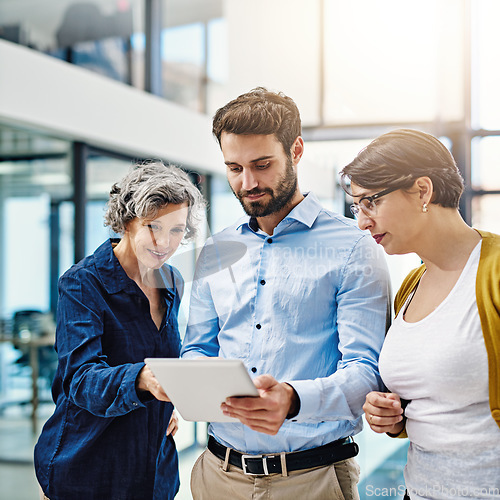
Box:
379, 241, 500, 499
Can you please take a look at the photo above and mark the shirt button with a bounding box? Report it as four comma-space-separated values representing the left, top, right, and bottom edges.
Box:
256, 324, 262, 330
267, 238, 273, 243
260, 279, 266, 285
133, 402, 138, 406
251, 367, 257, 373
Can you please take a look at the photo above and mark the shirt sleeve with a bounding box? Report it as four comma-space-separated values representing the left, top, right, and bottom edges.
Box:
287, 235, 391, 422
55, 273, 146, 417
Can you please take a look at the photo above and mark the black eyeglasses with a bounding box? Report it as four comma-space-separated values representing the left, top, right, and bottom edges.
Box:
350, 186, 399, 218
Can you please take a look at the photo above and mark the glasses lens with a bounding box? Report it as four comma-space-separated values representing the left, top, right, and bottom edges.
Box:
350, 204, 359, 217
361, 199, 376, 215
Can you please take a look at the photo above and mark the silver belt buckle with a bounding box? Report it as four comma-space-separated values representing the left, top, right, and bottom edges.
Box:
241, 454, 270, 475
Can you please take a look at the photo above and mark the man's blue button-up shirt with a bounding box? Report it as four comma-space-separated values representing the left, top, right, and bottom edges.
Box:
182, 193, 390, 454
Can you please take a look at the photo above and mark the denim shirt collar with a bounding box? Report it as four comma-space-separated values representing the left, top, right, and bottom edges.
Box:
93, 239, 176, 302
93, 239, 131, 295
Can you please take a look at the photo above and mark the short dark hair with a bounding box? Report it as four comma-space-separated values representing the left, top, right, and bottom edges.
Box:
340, 129, 464, 208
212, 87, 302, 157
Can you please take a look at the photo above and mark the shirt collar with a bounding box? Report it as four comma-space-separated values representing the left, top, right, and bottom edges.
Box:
95, 239, 177, 301
94, 239, 131, 294
236, 192, 322, 232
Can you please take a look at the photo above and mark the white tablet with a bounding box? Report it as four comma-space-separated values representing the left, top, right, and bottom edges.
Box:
144, 358, 259, 422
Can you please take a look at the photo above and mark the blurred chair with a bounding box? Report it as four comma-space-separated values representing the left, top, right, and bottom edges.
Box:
12, 310, 57, 391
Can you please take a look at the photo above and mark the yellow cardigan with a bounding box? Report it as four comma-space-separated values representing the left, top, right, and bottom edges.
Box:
392, 229, 500, 435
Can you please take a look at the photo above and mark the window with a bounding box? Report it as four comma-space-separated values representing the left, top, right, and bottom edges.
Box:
161, 22, 205, 111
323, 0, 464, 125
0, 126, 71, 317
474, 0, 500, 129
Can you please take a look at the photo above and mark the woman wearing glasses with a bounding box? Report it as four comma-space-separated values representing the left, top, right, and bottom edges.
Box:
340, 129, 500, 499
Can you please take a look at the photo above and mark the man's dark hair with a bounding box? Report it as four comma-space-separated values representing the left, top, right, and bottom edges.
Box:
212, 87, 302, 158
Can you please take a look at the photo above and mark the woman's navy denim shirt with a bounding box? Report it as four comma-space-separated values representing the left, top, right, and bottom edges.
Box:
34, 239, 182, 500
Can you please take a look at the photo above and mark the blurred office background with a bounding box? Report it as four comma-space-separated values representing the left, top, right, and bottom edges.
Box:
0, 0, 499, 498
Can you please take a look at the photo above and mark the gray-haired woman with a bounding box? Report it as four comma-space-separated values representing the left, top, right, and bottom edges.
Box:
34, 162, 205, 500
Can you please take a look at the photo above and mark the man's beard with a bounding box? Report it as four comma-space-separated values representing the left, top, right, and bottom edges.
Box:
232, 158, 298, 217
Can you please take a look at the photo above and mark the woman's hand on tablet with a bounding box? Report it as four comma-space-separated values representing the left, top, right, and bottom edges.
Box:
137, 365, 171, 402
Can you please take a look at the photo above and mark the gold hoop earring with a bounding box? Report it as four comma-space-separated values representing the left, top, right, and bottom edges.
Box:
422, 203, 428, 213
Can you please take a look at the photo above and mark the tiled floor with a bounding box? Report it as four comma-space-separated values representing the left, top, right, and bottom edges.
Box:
0, 451, 201, 500
0, 402, 407, 500
0, 403, 49, 500
0, 402, 201, 500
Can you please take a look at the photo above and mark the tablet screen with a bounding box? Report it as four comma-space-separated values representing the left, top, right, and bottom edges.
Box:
144, 358, 259, 422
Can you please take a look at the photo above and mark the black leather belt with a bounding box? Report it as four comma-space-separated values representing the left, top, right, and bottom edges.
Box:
207, 435, 359, 476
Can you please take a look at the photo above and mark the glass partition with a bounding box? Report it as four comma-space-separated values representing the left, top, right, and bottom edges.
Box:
323, 0, 464, 125
0, 0, 141, 84
161, 22, 205, 110
472, 194, 500, 234
0, 0, 228, 113
206, 17, 228, 114
85, 155, 133, 253
471, 136, 500, 191
209, 174, 244, 235
0, 125, 71, 441
474, 0, 500, 129
0, 126, 71, 318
